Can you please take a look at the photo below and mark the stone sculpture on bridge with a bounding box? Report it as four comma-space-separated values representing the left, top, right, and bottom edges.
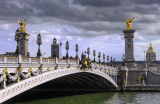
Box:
18, 19, 28, 32
123, 17, 134, 29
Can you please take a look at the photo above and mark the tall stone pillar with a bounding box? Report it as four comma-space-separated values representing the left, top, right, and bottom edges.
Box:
16, 31, 30, 57
123, 29, 136, 68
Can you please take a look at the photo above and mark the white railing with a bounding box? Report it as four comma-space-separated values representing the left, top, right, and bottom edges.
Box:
69, 59, 77, 64
42, 58, 49, 64
49, 59, 55, 64
31, 57, 39, 63
6, 56, 17, 63
22, 57, 30, 63
57, 59, 67, 64
0, 56, 4, 63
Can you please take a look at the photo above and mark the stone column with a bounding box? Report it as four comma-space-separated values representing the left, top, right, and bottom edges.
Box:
119, 66, 128, 88
123, 29, 135, 61
19, 32, 30, 57
123, 29, 136, 68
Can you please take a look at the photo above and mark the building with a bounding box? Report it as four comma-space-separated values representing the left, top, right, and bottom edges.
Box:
146, 42, 156, 62
51, 41, 62, 58
51, 44, 59, 58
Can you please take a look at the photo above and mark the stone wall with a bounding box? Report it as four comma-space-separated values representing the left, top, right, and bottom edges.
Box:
147, 71, 160, 84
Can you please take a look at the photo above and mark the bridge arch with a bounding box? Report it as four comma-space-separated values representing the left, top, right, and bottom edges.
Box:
0, 68, 117, 103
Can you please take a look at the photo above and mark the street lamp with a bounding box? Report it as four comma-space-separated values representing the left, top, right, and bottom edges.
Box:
110, 56, 112, 66
87, 47, 90, 58
37, 33, 42, 57
98, 52, 101, 63
107, 55, 109, 65
75, 44, 79, 59
113, 58, 115, 67
85, 51, 86, 56
53, 38, 57, 58
65, 41, 69, 59
103, 53, 105, 63
93, 50, 96, 62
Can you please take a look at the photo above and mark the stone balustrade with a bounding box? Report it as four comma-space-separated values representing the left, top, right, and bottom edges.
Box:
0, 55, 118, 91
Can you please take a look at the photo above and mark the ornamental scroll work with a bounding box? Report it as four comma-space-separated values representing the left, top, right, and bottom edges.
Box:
18, 19, 28, 32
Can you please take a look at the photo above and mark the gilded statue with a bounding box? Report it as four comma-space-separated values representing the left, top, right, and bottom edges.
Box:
123, 17, 134, 29
18, 19, 28, 32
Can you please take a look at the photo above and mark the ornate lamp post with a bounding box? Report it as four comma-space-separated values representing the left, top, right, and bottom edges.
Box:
37, 34, 42, 57
65, 41, 69, 59
85, 51, 86, 56
110, 57, 112, 66
53, 38, 57, 57
15, 32, 22, 55
98, 52, 101, 63
107, 55, 109, 65
113, 58, 115, 67
93, 50, 96, 62
103, 54, 105, 63
75, 44, 79, 59
87, 47, 90, 58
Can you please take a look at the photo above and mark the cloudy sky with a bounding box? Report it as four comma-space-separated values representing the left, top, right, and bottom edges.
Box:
1, 0, 160, 61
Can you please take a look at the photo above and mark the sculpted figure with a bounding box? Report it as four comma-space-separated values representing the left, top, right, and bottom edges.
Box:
124, 17, 134, 29
18, 19, 27, 32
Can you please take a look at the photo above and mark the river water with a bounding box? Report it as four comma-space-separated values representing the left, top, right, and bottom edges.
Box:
13, 92, 160, 104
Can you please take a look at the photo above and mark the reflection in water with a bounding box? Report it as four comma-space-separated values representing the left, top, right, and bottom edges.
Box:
104, 92, 160, 104
7, 92, 160, 104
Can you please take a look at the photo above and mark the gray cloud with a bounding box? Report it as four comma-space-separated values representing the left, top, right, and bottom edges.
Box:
0, 0, 160, 37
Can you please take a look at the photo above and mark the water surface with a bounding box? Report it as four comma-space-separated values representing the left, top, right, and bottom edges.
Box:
13, 92, 160, 104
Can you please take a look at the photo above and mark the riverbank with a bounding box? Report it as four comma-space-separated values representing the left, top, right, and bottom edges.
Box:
121, 85, 160, 91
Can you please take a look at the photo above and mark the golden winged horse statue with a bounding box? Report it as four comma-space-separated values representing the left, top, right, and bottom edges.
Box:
18, 19, 27, 32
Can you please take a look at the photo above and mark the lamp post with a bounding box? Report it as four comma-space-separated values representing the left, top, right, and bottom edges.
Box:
113, 58, 115, 67
37, 33, 42, 57
65, 41, 69, 59
53, 38, 57, 58
75, 44, 79, 59
85, 51, 86, 56
110, 57, 112, 66
107, 55, 109, 65
98, 52, 101, 64
93, 50, 96, 62
87, 47, 90, 58
103, 54, 105, 63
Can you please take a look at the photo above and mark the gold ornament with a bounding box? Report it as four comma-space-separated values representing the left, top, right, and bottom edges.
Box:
18, 19, 28, 32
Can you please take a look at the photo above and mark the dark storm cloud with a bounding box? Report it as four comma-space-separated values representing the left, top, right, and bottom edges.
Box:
0, 0, 160, 37
73, 0, 123, 7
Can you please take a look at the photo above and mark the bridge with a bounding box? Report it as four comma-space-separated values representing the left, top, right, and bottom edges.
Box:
0, 55, 118, 103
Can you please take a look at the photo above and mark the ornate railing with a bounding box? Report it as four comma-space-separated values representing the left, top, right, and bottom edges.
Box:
0, 56, 4, 63
57, 59, 67, 64
6, 56, 17, 63
69, 59, 77, 64
42, 58, 49, 64
49, 58, 55, 64
22, 57, 30, 63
